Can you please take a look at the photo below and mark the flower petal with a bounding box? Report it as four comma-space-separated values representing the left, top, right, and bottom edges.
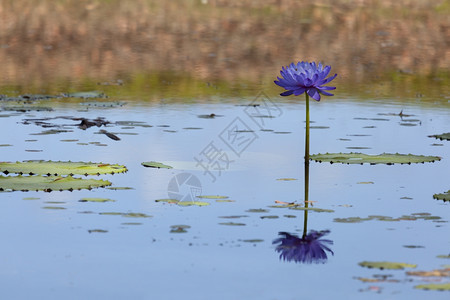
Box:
280, 90, 294, 96
307, 88, 321, 101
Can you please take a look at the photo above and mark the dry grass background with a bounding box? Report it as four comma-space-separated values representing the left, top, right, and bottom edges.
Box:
0, 0, 448, 88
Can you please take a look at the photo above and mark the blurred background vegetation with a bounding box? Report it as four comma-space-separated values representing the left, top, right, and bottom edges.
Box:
0, 0, 448, 99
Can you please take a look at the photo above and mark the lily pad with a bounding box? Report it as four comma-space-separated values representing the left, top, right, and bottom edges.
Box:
197, 195, 228, 199
219, 222, 246, 226
407, 268, 450, 277
288, 207, 335, 213
155, 199, 210, 206
414, 283, 450, 291
0, 175, 111, 192
80, 101, 126, 107
63, 91, 106, 98
79, 197, 115, 203
170, 225, 191, 233
433, 190, 450, 202
310, 153, 441, 165
99, 212, 152, 218
358, 261, 417, 270
141, 161, 173, 169
246, 208, 269, 213
177, 201, 210, 207
0, 161, 127, 176
428, 133, 450, 141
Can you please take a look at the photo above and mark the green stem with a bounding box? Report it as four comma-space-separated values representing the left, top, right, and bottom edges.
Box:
305, 93, 310, 164
303, 93, 310, 238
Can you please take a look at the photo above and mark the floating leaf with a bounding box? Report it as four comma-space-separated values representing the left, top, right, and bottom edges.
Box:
170, 225, 191, 233
99, 212, 151, 218
241, 239, 264, 243
79, 197, 115, 203
80, 101, 126, 107
260, 215, 279, 219
155, 198, 180, 204
0, 161, 127, 176
88, 229, 108, 233
219, 215, 248, 219
310, 153, 441, 165
276, 178, 298, 181
428, 133, 450, 141
0, 175, 111, 192
42, 206, 66, 210
433, 190, 450, 202
177, 201, 210, 207
141, 161, 173, 169
358, 261, 417, 270
63, 91, 106, 98
155, 198, 209, 206
219, 222, 246, 226
288, 207, 335, 213
414, 283, 450, 291
246, 208, 269, 213
407, 268, 450, 277
197, 195, 228, 199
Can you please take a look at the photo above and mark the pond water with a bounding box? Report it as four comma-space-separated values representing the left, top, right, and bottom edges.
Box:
1, 1, 449, 299
0, 93, 448, 299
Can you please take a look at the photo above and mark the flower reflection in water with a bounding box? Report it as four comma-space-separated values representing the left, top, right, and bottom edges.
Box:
273, 230, 334, 264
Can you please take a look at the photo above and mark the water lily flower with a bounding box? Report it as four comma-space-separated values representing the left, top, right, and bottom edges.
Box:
274, 61, 337, 101
273, 230, 334, 264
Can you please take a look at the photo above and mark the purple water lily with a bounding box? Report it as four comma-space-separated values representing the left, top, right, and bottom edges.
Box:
274, 61, 337, 101
273, 230, 334, 264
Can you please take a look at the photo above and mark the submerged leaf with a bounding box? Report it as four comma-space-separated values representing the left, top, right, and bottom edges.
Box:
310, 153, 441, 165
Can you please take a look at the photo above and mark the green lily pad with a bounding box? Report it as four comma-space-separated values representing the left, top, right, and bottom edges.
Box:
141, 161, 173, 169
80, 101, 126, 107
79, 197, 115, 203
428, 133, 450, 141
155, 199, 210, 206
288, 207, 335, 213
177, 201, 210, 207
358, 261, 417, 270
219, 222, 246, 226
42, 206, 66, 210
246, 208, 269, 213
260, 215, 279, 219
0, 161, 127, 176
310, 153, 441, 165
0, 175, 111, 192
197, 195, 228, 199
99, 212, 152, 218
88, 229, 108, 233
414, 283, 450, 291
170, 225, 191, 233
63, 91, 106, 98
433, 190, 450, 202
